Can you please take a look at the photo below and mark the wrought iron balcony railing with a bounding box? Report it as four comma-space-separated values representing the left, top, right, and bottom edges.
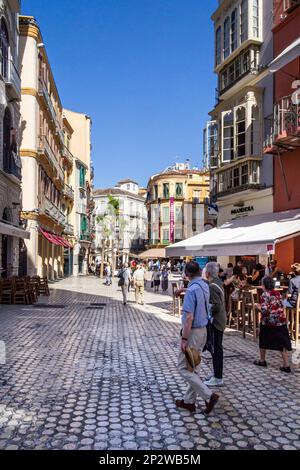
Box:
43, 197, 65, 225
38, 79, 64, 146
4, 60, 21, 100
264, 94, 300, 154
63, 223, 74, 235
63, 184, 74, 200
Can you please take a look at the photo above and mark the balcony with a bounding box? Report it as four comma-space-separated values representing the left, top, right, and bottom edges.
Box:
4, 60, 21, 100
80, 233, 91, 242
64, 223, 74, 236
77, 201, 87, 214
43, 197, 65, 226
38, 136, 64, 182
62, 146, 73, 166
217, 182, 265, 198
63, 184, 74, 201
38, 135, 58, 170
216, 159, 264, 198
38, 79, 64, 146
264, 94, 300, 154
3, 151, 22, 181
218, 46, 261, 99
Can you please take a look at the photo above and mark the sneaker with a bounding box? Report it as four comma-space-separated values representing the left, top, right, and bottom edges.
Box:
280, 366, 291, 373
203, 393, 219, 415
204, 377, 223, 387
175, 399, 196, 412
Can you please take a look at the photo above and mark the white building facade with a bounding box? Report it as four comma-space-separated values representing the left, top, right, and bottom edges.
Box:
0, 1, 28, 278
93, 180, 148, 265
204, 0, 274, 266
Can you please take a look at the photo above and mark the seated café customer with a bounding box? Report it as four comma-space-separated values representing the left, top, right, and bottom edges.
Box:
284, 263, 300, 309
254, 276, 292, 373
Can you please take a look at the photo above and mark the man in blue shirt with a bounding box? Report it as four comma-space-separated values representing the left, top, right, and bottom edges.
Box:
176, 261, 219, 414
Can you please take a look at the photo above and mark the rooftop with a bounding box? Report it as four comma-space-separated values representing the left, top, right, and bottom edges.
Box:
93, 187, 146, 202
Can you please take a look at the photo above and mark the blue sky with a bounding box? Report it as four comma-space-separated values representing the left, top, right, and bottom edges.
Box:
23, 0, 218, 188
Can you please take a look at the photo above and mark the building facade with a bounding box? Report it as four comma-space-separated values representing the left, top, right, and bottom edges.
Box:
93, 180, 148, 265
19, 16, 72, 279
63, 109, 93, 276
263, 0, 300, 272
0, 0, 28, 278
205, 0, 274, 265
61, 114, 75, 276
146, 163, 210, 248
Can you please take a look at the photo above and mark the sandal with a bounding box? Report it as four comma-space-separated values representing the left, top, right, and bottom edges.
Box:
253, 360, 267, 367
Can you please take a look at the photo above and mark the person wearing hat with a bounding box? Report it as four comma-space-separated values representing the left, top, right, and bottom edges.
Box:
176, 261, 219, 415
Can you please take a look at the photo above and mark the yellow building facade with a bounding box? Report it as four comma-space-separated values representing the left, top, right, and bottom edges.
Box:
146, 164, 210, 249
19, 16, 71, 279
63, 109, 93, 276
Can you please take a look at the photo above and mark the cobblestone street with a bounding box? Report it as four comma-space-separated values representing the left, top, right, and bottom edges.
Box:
0, 276, 299, 451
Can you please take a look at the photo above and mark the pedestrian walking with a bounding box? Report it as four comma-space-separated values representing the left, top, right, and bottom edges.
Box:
152, 267, 161, 292
254, 276, 292, 373
161, 267, 169, 292
105, 263, 112, 286
203, 262, 227, 387
133, 263, 146, 305
176, 261, 219, 415
118, 263, 132, 305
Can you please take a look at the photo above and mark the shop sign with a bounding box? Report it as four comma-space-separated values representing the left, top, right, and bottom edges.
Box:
231, 206, 254, 216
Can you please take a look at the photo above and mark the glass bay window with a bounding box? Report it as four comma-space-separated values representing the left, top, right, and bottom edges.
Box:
221, 99, 261, 163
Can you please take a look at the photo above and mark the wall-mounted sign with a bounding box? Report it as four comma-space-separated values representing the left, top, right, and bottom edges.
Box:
267, 244, 275, 255
231, 206, 254, 216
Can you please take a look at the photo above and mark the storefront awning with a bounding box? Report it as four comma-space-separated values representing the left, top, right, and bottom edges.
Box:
40, 229, 72, 248
139, 248, 166, 259
166, 209, 300, 257
0, 221, 30, 239
269, 37, 300, 73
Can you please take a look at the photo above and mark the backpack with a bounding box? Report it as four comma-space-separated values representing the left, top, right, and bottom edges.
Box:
118, 269, 125, 287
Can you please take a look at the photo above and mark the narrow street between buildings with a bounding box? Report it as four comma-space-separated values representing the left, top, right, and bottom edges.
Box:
0, 276, 299, 451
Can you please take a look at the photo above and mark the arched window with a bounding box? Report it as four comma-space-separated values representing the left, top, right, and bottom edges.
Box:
0, 18, 9, 79
3, 107, 12, 173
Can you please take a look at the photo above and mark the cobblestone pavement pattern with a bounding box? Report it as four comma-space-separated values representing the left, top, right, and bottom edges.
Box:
0, 276, 299, 450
